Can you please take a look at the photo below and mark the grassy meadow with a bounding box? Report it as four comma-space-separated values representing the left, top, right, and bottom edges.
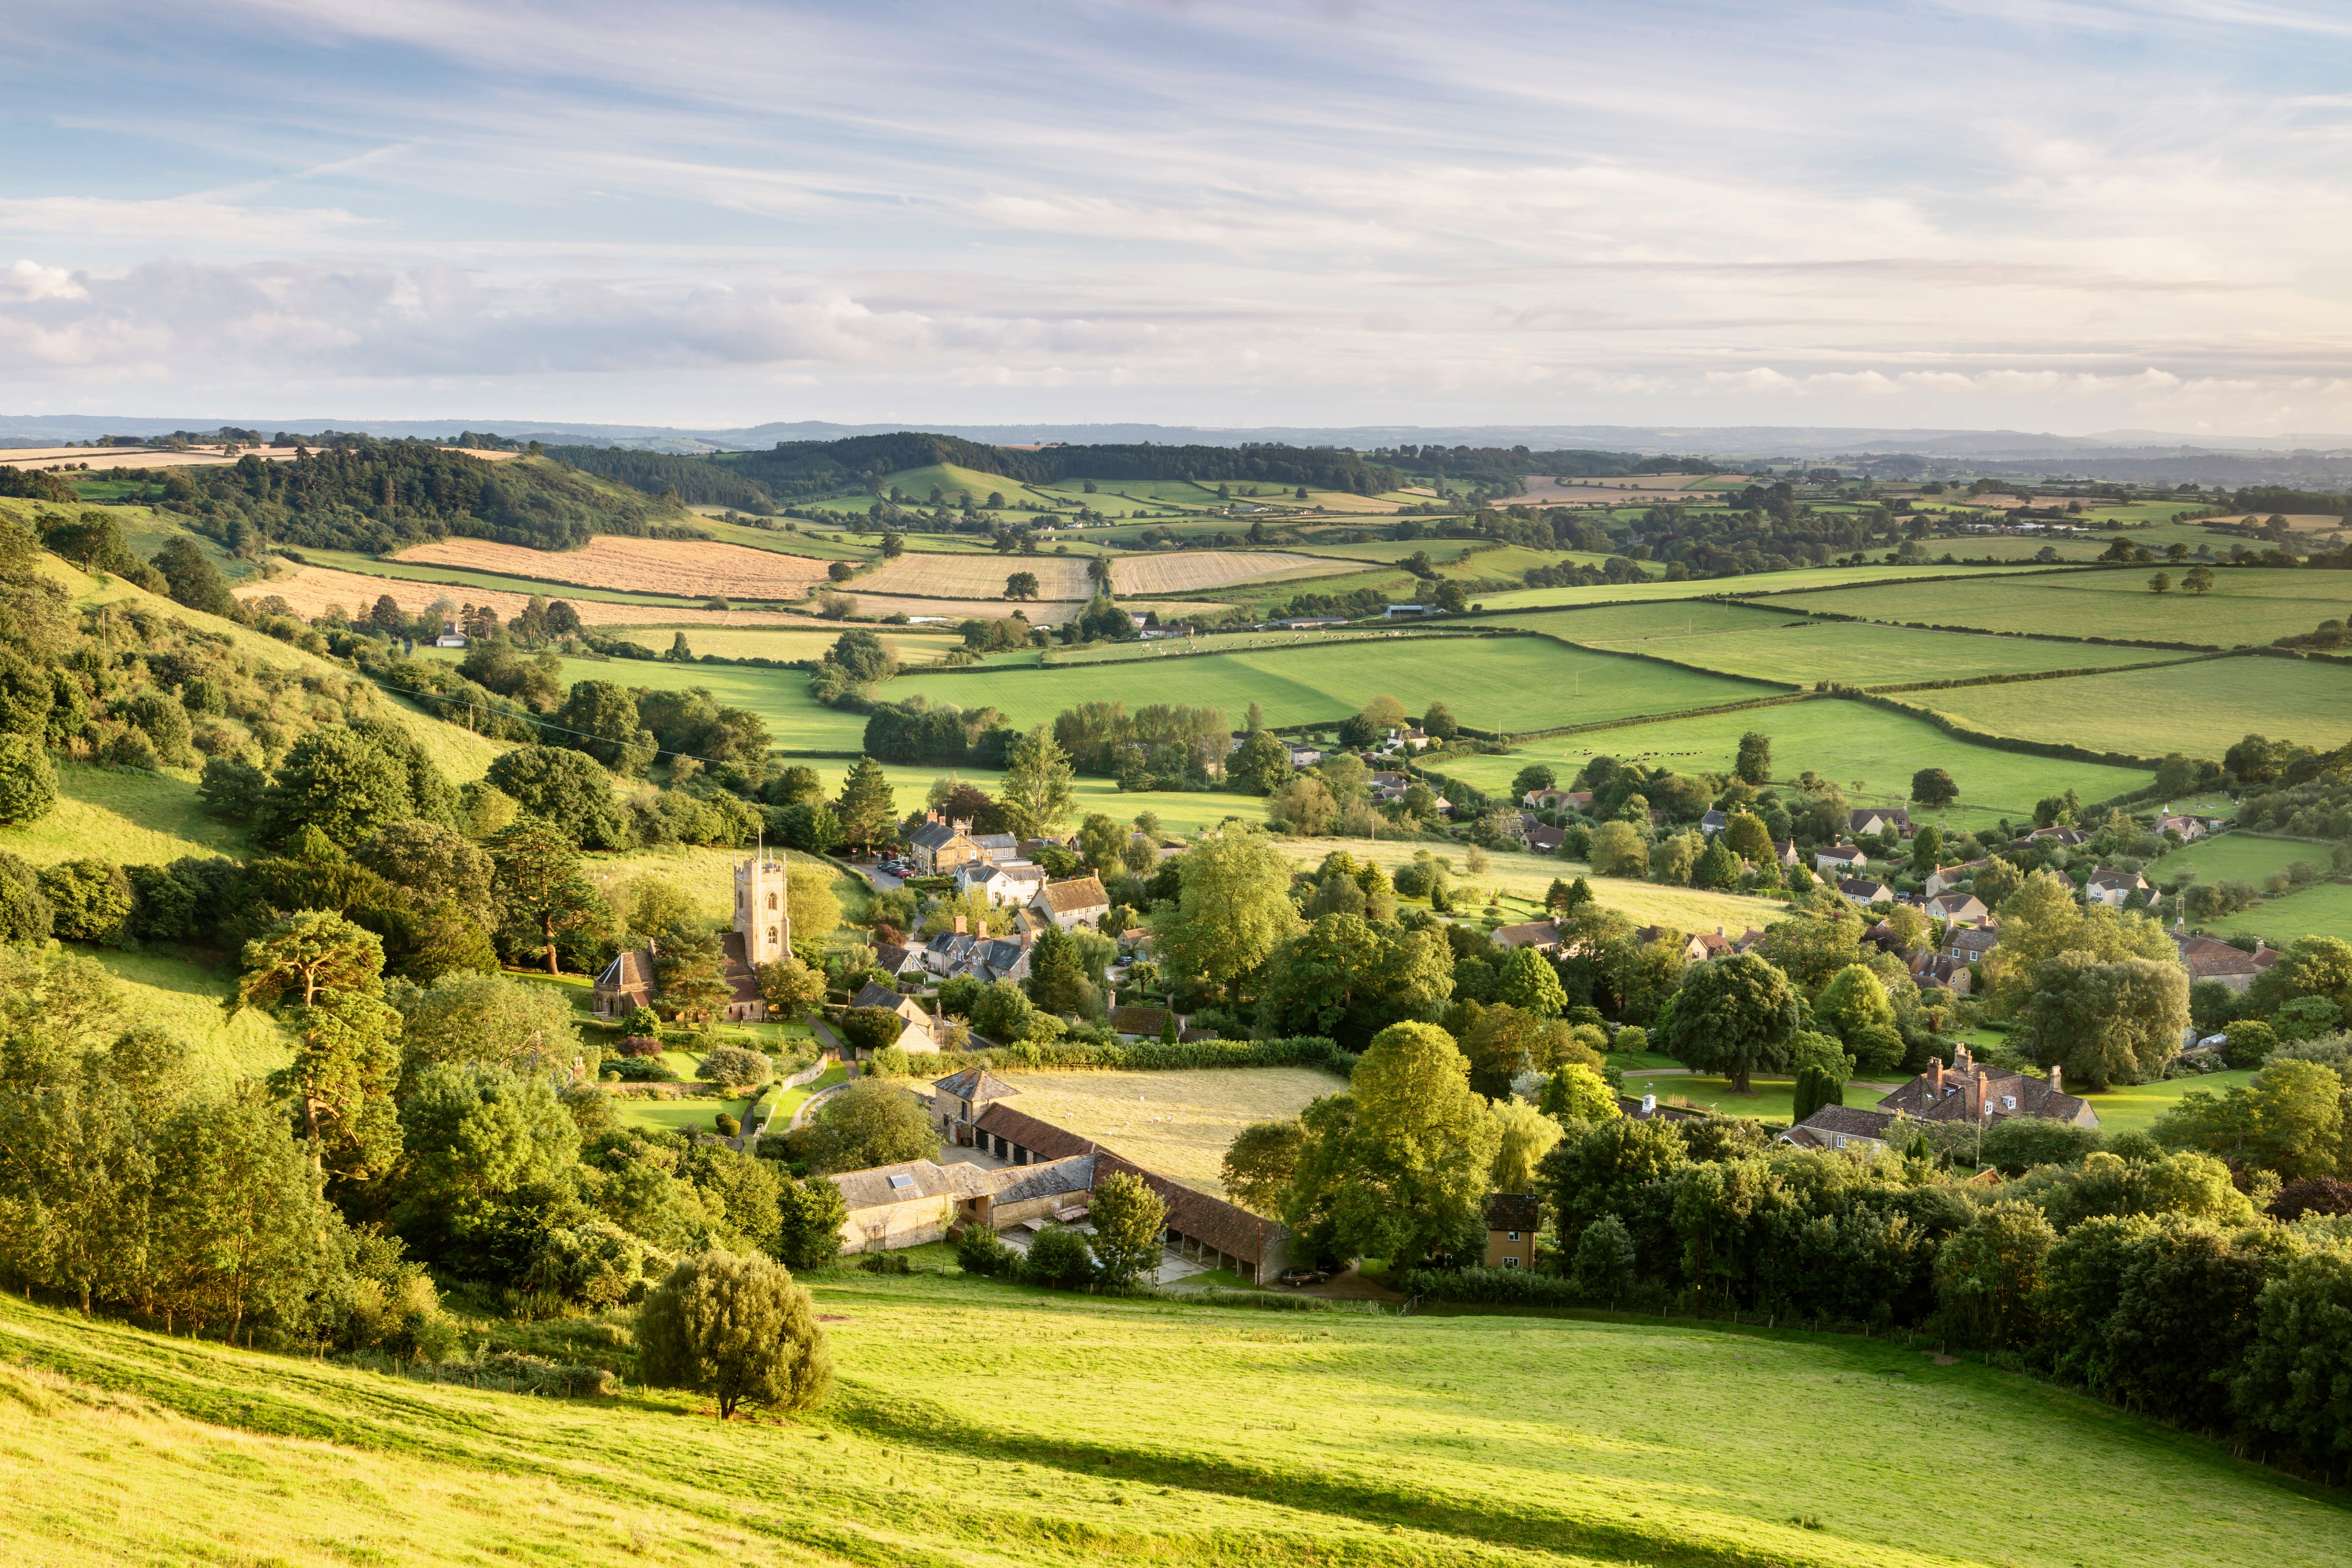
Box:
1422, 697, 2152, 831
2147, 833, 2328, 888
1270, 836, 1787, 934
0, 764, 246, 868
96, 947, 291, 1086
5, 1278, 2347, 1568
2206, 882, 2352, 946
1923, 656, 2352, 759
1773, 567, 2346, 648
2072, 1071, 2258, 1134
891, 633, 1780, 736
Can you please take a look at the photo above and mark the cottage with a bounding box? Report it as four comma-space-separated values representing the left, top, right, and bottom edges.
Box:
432, 620, 467, 648
1633, 925, 1712, 963
1483, 1193, 1541, 1270
1285, 744, 1324, 768
1875, 1047, 2098, 1129
1909, 951, 1971, 995
1109, 1005, 1174, 1041
1692, 927, 1735, 959
2153, 813, 2208, 841
1926, 892, 1990, 926
1525, 824, 1567, 853
1777, 838, 1802, 868
1491, 919, 1563, 954
921, 917, 1033, 985
955, 857, 1048, 906
1699, 809, 1728, 836
1838, 878, 1895, 907
1523, 787, 1575, 810
1849, 807, 1913, 839
907, 814, 985, 876
846, 980, 937, 1055
1033, 876, 1112, 931
1944, 925, 1999, 965
2085, 870, 2150, 910
1924, 859, 1988, 897
1780, 1105, 1897, 1151
1814, 844, 1869, 874
870, 942, 924, 979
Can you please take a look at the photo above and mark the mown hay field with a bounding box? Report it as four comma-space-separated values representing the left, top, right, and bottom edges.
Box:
7, 1277, 2343, 1568
892, 633, 1774, 735
1924, 656, 2352, 759
1423, 697, 2150, 832
1271, 836, 1786, 933
921, 1067, 1345, 1194
857, 551, 1094, 600
1470, 561, 2081, 613
239, 565, 814, 629
394, 536, 826, 599
1111, 550, 1361, 595
1772, 567, 2340, 648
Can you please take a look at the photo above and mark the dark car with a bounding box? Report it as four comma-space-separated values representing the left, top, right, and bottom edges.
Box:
1278, 1268, 1329, 1288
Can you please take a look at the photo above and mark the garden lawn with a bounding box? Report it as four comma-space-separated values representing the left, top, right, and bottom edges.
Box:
2206, 882, 2352, 947
771, 1061, 846, 1123
890, 633, 1780, 737
1923, 656, 2352, 760
95, 947, 291, 1087
611, 1093, 752, 1137
0, 763, 247, 868
1620, 1074, 1891, 1124
1771, 567, 2342, 649
8, 1268, 2348, 1568
1420, 697, 2152, 833
2073, 1071, 2256, 1136
2147, 833, 2329, 888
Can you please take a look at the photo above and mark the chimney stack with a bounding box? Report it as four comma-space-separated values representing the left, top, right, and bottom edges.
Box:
1929, 1058, 1944, 1095
953, 915, 966, 935
2049, 1065, 2063, 1096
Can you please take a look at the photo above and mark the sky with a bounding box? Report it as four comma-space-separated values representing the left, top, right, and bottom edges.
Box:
5, 0, 2352, 435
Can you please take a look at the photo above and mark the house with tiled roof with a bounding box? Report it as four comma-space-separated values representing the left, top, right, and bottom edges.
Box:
1815, 844, 1869, 874
1850, 807, 1912, 839
1109, 1005, 1174, 1041
1875, 1046, 2097, 1129
1924, 859, 1988, 897
1926, 892, 1990, 926
1633, 926, 1711, 963
1693, 927, 1735, 958
908, 815, 986, 876
1525, 824, 1567, 853
2085, 869, 2151, 909
1492, 919, 1563, 954
1483, 1193, 1541, 1270
1780, 1105, 1897, 1151
2153, 813, 2209, 840
1943, 925, 1999, 964
846, 980, 938, 1055
932, 1067, 1022, 1142
1033, 876, 1112, 931
955, 857, 1048, 906
2176, 932, 2266, 994
590, 948, 656, 1019
1908, 951, 1971, 995
1523, 787, 1575, 809
1839, 878, 1895, 907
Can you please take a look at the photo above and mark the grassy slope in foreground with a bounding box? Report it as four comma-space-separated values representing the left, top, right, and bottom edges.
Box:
1923, 657, 2352, 760
1420, 698, 2150, 832
3, 1282, 2345, 1568
891, 633, 1780, 735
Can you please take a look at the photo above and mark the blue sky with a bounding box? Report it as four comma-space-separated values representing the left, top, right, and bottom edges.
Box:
5, 0, 2351, 432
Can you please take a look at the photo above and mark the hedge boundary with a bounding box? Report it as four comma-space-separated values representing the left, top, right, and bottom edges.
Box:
905, 1035, 1359, 1078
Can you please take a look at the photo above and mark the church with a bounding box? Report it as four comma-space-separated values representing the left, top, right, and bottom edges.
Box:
592, 853, 790, 1023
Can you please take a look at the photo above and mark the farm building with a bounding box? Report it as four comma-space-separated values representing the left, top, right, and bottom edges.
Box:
1780, 1105, 1898, 1152
2175, 933, 2269, 994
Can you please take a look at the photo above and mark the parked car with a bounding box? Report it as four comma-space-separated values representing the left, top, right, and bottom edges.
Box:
1277, 1268, 1329, 1288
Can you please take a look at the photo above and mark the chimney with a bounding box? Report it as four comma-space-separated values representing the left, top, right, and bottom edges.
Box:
953, 915, 966, 935
2049, 1065, 2063, 1096
1963, 1073, 1984, 1120
927, 808, 939, 824
1929, 1058, 1944, 1095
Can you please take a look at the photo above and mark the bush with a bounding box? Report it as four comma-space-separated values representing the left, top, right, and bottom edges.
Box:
857, 1250, 913, 1274
868, 1044, 912, 1078
2225, 1019, 2279, 1069
956, 1226, 1016, 1279
618, 1035, 664, 1058
0, 734, 58, 827
2268, 1177, 2352, 1221
38, 858, 132, 943
604, 1055, 675, 1082
623, 1005, 662, 1035
1022, 1226, 1097, 1290
634, 1250, 832, 1418
1395, 1266, 1584, 1306
697, 1044, 773, 1088
715, 1111, 740, 1137
1978, 1116, 2104, 1177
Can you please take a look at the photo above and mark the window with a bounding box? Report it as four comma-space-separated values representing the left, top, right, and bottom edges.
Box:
2002, 1095, 2017, 1111
886, 1174, 915, 1191
767, 892, 779, 911
1501, 1256, 1520, 1269
766, 925, 779, 947
1835, 1135, 1847, 1148
1506, 1231, 1519, 1242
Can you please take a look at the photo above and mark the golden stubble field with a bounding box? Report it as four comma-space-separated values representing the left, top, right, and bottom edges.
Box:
395, 536, 825, 599
1111, 550, 1362, 594
941, 1066, 1344, 1194
237, 565, 820, 628
857, 551, 1095, 600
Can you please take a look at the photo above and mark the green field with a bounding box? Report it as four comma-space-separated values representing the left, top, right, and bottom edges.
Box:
894, 633, 1780, 736
1773, 567, 2346, 649
2149, 833, 2328, 888
2074, 1071, 2258, 1135
1270, 836, 1787, 934
1469, 600, 2195, 686
1423, 697, 2151, 831
1923, 657, 2352, 760
1622, 1074, 1894, 1124
5, 1274, 2345, 1568
1465, 561, 2078, 613
96, 947, 292, 1085
425, 647, 873, 752
2207, 882, 2352, 946
0, 763, 247, 868
652, 624, 967, 665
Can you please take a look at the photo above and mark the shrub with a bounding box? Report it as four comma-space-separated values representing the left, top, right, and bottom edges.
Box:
1022, 1226, 1097, 1290
698, 1044, 773, 1088
634, 1250, 832, 1418
715, 1111, 740, 1137
956, 1226, 1016, 1279
604, 1055, 675, 1082
1395, 1266, 1584, 1306
618, 1035, 664, 1058
38, 858, 132, 943
857, 1250, 913, 1274
868, 1044, 912, 1078
2225, 1019, 2279, 1069
2268, 1177, 2352, 1222
0, 734, 58, 826
623, 1005, 661, 1035
1979, 1116, 2104, 1177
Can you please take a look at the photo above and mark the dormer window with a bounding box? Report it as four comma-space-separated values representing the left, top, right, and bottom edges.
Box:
2002, 1095, 2017, 1110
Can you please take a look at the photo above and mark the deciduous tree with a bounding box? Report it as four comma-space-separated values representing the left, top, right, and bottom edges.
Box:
1656, 953, 1801, 1093
636, 1251, 832, 1418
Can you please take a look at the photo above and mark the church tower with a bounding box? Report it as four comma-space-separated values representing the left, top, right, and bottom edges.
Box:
734, 851, 790, 965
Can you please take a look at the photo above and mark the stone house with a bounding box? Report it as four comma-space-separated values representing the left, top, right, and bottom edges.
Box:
1925, 860, 1988, 897
1483, 1193, 1540, 1270
1033, 876, 1112, 931
1839, 878, 1895, 907
1875, 1047, 2098, 1129
1943, 925, 1999, 965
1815, 844, 1868, 875
846, 980, 938, 1055
2175, 933, 2265, 994
1925, 892, 1990, 926
1492, 919, 1563, 954
1780, 1105, 1897, 1151
2085, 870, 2151, 909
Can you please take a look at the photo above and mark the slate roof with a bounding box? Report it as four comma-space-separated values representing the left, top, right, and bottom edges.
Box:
1840, 879, 1894, 902
1877, 1068, 2096, 1127
1484, 1193, 1541, 1232
1816, 844, 1867, 862
1525, 825, 1567, 852
2177, 934, 2261, 979
971, 832, 1020, 854
910, 821, 965, 851
849, 979, 920, 1014
933, 1067, 1021, 1103
1947, 927, 2000, 958
1926, 893, 1988, 921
